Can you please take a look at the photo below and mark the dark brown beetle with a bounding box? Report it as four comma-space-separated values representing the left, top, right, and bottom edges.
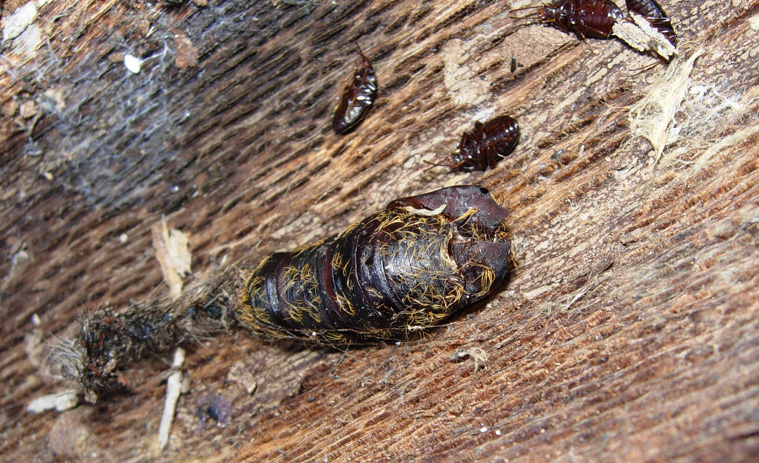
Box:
451, 116, 520, 171
538, 0, 624, 40
332, 46, 377, 135
625, 0, 677, 46
236, 186, 514, 344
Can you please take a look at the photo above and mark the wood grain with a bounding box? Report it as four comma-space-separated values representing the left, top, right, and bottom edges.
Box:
1, 0, 758, 462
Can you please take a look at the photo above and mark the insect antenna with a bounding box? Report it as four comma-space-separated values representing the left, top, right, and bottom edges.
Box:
355, 43, 368, 61
422, 158, 454, 171
627, 60, 662, 75
508, 4, 542, 23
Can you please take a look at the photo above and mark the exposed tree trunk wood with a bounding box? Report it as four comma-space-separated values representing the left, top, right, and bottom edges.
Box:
2, 0, 759, 462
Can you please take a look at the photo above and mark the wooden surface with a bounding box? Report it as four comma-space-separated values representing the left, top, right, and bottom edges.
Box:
2, 0, 759, 462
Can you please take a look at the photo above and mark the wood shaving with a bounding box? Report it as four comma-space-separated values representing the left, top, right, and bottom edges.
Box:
612, 15, 678, 61
151, 218, 192, 300
158, 348, 185, 450
27, 391, 79, 414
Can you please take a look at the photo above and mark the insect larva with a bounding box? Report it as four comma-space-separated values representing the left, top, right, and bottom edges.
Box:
625, 0, 676, 46
332, 46, 377, 135
450, 116, 520, 172
60, 186, 514, 400
537, 0, 624, 40
235, 185, 514, 344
